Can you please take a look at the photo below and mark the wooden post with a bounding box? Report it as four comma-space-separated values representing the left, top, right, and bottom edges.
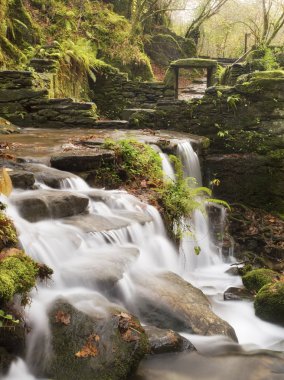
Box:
206, 67, 211, 87
174, 67, 179, 100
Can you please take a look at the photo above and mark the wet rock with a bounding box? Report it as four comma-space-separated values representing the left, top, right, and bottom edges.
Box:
11, 190, 89, 222
62, 246, 139, 291
25, 164, 78, 188
50, 149, 115, 172
225, 267, 240, 276
144, 326, 195, 355
0, 117, 21, 134
134, 272, 238, 341
46, 298, 148, 380
223, 287, 253, 301
62, 213, 130, 232
0, 322, 26, 375
9, 170, 35, 189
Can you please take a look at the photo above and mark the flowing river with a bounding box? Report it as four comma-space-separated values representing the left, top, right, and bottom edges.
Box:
2, 137, 284, 379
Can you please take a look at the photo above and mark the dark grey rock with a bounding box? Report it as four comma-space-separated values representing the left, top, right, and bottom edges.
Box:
11, 190, 89, 222
9, 170, 35, 189
224, 287, 253, 301
144, 326, 195, 354
50, 150, 115, 172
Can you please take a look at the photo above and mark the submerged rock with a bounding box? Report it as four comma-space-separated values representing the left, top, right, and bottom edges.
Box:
133, 272, 237, 341
61, 246, 140, 291
46, 298, 149, 380
223, 287, 253, 301
11, 190, 89, 222
144, 326, 195, 355
25, 164, 78, 188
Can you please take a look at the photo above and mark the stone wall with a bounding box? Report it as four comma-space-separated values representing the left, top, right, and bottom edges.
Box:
90, 69, 175, 119
0, 70, 98, 127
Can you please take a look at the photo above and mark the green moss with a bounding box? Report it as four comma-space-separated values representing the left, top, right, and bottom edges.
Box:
164, 67, 175, 87
0, 271, 16, 301
0, 211, 18, 251
250, 70, 284, 80
254, 282, 284, 326
171, 58, 217, 68
242, 269, 279, 293
0, 253, 38, 302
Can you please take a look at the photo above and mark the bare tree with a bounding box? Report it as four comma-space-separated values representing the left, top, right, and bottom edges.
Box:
130, 0, 186, 35
259, 0, 284, 45
185, 0, 230, 39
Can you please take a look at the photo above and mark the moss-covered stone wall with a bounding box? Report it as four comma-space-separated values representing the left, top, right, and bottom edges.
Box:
0, 70, 98, 127
91, 69, 175, 119
128, 71, 284, 214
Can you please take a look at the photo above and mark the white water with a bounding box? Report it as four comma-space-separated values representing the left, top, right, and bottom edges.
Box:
3, 140, 284, 379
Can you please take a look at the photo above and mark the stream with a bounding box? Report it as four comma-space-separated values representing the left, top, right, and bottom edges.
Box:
2, 133, 284, 379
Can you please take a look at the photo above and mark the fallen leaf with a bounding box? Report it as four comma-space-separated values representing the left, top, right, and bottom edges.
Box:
55, 311, 71, 325
75, 334, 99, 358
0, 168, 13, 196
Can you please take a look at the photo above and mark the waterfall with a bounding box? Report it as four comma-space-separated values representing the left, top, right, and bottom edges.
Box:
175, 141, 284, 350
3, 140, 284, 379
177, 140, 202, 186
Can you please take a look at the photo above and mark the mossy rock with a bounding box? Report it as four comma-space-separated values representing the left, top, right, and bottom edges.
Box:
171, 58, 217, 68
0, 211, 18, 251
242, 269, 280, 293
0, 252, 38, 302
255, 282, 284, 326
46, 299, 149, 380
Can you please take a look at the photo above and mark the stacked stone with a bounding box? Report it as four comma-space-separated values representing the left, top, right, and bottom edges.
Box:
0, 70, 98, 127
92, 70, 175, 118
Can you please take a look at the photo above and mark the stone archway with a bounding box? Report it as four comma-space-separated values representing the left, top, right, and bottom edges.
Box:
170, 58, 218, 99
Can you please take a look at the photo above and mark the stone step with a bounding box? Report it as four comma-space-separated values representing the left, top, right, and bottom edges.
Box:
62, 213, 131, 233
50, 149, 115, 172
11, 190, 89, 222
121, 108, 156, 121
94, 120, 129, 129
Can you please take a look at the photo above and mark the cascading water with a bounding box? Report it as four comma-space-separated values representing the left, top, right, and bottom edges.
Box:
176, 141, 284, 351
2, 139, 284, 379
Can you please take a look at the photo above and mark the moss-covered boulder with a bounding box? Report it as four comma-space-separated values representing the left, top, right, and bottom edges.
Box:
46, 299, 149, 380
0, 251, 38, 303
254, 282, 284, 326
242, 269, 280, 293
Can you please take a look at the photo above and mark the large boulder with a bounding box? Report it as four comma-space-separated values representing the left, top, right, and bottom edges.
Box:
11, 190, 89, 222
132, 271, 237, 341
45, 298, 149, 380
254, 282, 284, 326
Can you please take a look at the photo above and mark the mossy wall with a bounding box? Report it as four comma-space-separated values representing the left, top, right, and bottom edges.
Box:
128, 71, 284, 213
91, 69, 175, 118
